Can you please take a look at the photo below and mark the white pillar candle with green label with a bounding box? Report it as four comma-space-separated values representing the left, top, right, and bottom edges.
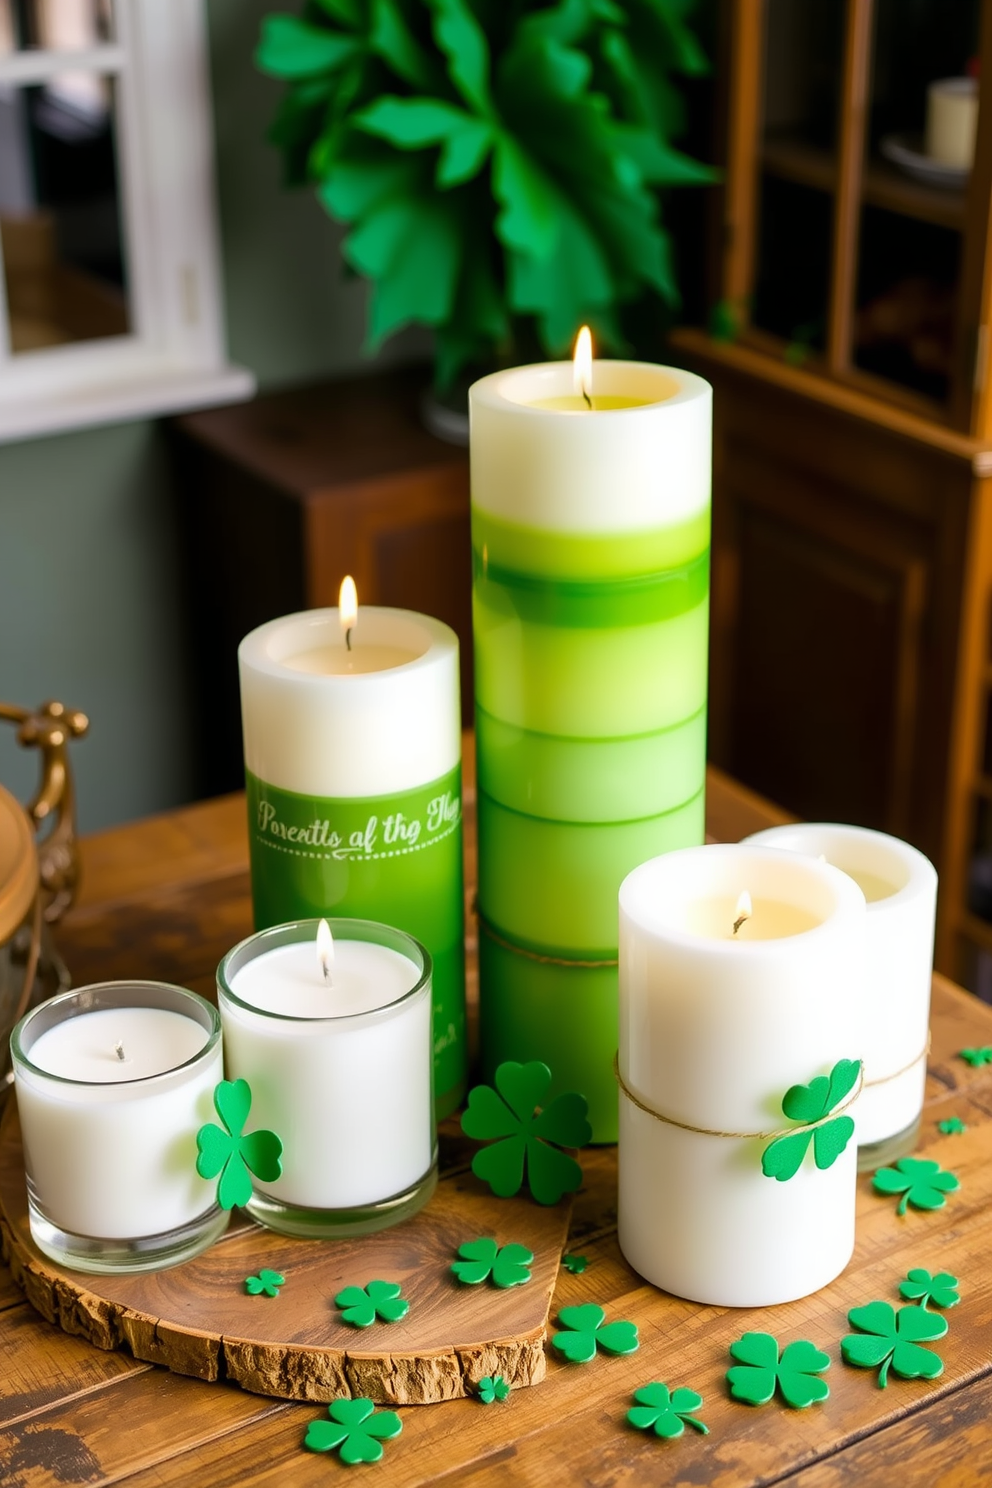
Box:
238, 601, 465, 1118
470, 351, 711, 1140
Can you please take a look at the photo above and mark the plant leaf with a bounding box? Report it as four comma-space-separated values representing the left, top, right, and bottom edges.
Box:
492, 136, 561, 257
313, 0, 362, 25
256, 16, 363, 80
369, 0, 437, 89
427, 0, 493, 115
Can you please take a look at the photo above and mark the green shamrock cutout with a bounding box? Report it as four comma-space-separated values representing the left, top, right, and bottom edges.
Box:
842, 1302, 947, 1387
335, 1280, 409, 1328
461, 1061, 592, 1205
477, 1375, 510, 1403
195, 1079, 283, 1209
899, 1268, 960, 1310
304, 1398, 402, 1464
553, 1304, 639, 1363
627, 1382, 709, 1438
244, 1268, 284, 1298
562, 1253, 589, 1275
761, 1059, 860, 1181
938, 1117, 966, 1134
873, 1157, 960, 1215
958, 1046, 992, 1066
727, 1333, 830, 1409
452, 1238, 533, 1289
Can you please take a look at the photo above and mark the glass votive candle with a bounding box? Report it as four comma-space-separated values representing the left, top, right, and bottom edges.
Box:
217, 917, 436, 1238
11, 981, 227, 1273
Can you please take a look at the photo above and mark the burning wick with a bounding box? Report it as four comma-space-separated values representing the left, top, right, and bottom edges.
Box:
573, 325, 593, 410
316, 917, 334, 986
732, 890, 752, 937
339, 574, 358, 655
114, 1042, 126, 1062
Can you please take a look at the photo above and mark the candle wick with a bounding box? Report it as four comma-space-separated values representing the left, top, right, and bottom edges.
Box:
114, 1042, 126, 1061
345, 627, 352, 653
322, 960, 332, 985
732, 912, 750, 936
581, 387, 592, 410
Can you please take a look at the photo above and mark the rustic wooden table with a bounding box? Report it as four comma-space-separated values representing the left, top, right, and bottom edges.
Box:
3, 752, 992, 1487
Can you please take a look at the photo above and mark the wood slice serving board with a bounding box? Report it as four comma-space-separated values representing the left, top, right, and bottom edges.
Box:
0, 1108, 571, 1405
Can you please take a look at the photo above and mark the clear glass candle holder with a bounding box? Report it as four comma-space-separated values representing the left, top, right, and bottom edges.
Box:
11, 981, 228, 1274
217, 918, 437, 1239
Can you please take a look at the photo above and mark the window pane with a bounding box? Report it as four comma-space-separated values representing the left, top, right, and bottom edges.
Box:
0, 72, 130, 352
0, 0, 114, 51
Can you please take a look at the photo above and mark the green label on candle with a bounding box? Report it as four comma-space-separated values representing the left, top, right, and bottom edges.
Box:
245, 765, 466, 1116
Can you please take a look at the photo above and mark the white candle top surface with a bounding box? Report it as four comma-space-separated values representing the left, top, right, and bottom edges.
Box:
282, 644, 419, 675
742, 824, 935, 912
683, 897, 821, 941
229, 938, 421, 1019
26, 1006, 210, 1083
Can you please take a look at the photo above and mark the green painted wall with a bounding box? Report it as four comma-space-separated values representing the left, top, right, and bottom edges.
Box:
0, 0, 424, 833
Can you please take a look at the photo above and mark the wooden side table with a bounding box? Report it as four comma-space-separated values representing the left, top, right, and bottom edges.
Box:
170, 365, 471, 799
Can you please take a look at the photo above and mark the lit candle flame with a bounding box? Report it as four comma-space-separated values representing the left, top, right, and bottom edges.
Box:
317, 918, 334, 984
732, 890, 752, 937
339, 575, 357, 653
573, 325, 593, 408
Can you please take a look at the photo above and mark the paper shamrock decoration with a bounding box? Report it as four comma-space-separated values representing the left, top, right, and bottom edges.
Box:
562, 1254, 589, 1275
304, 1399, 402, 1464
552, 1304, 639, 1363
958, 1046, 992, 1066
461, 1061, 592, 1205
938, 1117, 967, 1135
477, 1375, 510, 1404
872, 1157, 960, 1215
727, 1333, 830, 1409
627, 1382, 708, 1438
195, 1079, 283, 1209
335, 1280, 410, 1328
761, 1059, 860, 1181
899, 1269, 960, 1310
841, 1302, 947, 1387
452, 1238, 533, 1289
244, 1268, 285, 1298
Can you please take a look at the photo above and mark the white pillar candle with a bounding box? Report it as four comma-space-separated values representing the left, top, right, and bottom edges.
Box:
744, 823, 936, 1159
618, 845, 866, 1307
238, 603, 466, 1120
217, 918, 436, 1237
11, 982, 225, 1272
926, 77, 978, 170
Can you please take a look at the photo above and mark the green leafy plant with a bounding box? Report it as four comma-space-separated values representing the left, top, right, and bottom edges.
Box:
899, 1269, 960, 1311
938, 1116, 966, 1135
627, 1381, 708, 1437
726, 1333, 830, 1409
562, 1252, 588, 1274
461, 1060, 592, 1204
452, 1237, 533, 1288
304, 1398, 403, 1463
195, 1080, 283, 1210
761, 1058, 860, 1181
244, 1268, 286, 1298
477, 1374, 510, 1403
872, 1157, 960, 1215
552, 1303, 639, 1362
256, 0, 717, 387
335, 1279, 410, 1327
958, 1046, 992, 1067
841, 1302, 947, 1388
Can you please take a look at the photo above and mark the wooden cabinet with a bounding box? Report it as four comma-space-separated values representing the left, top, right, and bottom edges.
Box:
671, 0, 992, 988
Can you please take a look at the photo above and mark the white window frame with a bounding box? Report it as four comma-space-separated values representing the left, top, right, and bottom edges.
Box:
0, 0, 252, 443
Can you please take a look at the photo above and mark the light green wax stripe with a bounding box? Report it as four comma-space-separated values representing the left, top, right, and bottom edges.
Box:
473, 547, 709, 629
472, 506, 710, 579
476, 706, 706, 824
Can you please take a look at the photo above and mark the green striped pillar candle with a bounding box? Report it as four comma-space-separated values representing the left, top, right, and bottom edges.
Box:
470, 357, 711, 1141
238, 605, 466, 1120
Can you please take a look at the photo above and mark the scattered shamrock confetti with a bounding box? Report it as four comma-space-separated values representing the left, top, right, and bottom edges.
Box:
726, 1333, 830, 1409
562, 1253, 589, 1275
304, 1398, 402, 1464
552, 1304, 639, 1363
335, 1280, 410, 1328
841, 1302, 947, 1387
938, 1117, 967, 1135
477, 1375, 510, 1404
244, 1268, 285, 1298
761, 1059, 860, 1181
195, 1079, 283, 1209
873, 1157, 960, 1215
899, 1269, 960, 1310
461, 1061, 592, 1205
452, 1238, 533, 1289
627, 1382, 709, 1438
958, 1046, 992, 1067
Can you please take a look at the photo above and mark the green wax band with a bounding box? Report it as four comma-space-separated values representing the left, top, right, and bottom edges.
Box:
472, 547, 709, 629
472, 507, 710, 580
245, 767, 466, 1118
476, 706, 706, 823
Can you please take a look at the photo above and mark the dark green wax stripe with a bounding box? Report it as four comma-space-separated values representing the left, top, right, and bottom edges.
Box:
472, 546, 709, 628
